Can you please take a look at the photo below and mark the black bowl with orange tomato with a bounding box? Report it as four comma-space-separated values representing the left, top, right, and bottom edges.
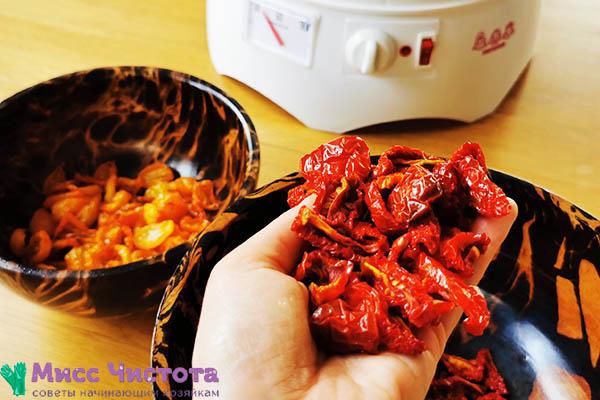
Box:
0, 67, 259, 316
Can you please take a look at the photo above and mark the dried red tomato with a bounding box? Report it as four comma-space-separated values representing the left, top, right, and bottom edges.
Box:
289, 137, 511, 356
439, 229, 491, 278
373, 145, 442, 177
361, 256, 453, 328
427, 349, 508, 399
311, 277, 425, 355
302, 136, 371, 185
289, 136, 372, 211
295, 250, 354, 306
418, 253, 490, 336
450, 142, 511, 217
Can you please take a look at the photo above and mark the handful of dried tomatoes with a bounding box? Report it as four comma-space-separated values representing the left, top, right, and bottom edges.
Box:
288, 136, 511, 355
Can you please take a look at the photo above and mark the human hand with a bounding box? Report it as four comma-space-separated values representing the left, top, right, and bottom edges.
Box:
192, 197, 517, 400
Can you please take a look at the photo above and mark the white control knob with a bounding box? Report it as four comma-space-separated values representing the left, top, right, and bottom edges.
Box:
345, 29, 396, 75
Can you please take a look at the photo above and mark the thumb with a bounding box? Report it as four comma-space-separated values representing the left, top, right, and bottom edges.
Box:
218, 195, 316, 275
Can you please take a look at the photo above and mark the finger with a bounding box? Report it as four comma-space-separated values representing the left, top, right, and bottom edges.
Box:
467, 197, 519, 285
219, 195, 316, 274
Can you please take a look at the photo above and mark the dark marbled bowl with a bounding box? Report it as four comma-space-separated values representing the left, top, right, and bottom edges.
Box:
151, 167, 599, 399
0, 67, 259, 316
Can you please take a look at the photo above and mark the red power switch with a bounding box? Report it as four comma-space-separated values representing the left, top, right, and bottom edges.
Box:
419, 38, 435, 66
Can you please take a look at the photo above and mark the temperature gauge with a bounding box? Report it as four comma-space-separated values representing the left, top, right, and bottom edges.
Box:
246, 0, 319, 67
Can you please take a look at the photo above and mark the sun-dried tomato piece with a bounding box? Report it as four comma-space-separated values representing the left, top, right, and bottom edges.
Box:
380, 315, 425, 355
365, 179, 404, 234
451, 142, 487, 170
9, 229, 27, 258
365, 165, 442, 234
312, 278, 424, 354
439, 230, 490, 278
450, 142, 510, 217
289, 137, 371, 209
428, 349, 508, 399
362, 257, 452, 328
295, 250, 354, 306
133, 220, 176, 250
138, 162, 175, 188
311, 279, 383, 354
431, 375, 486, 396
441, 353, 485, 381
293, 206, 384, 257
301, 136, 371, 185
388, 165, 443, 225
475, 393, 505, 400
27, 230, 52, 264
29, 208, 57, 236
373, 145, 442, 177
389, 215, 441, 263
478, 349, 508, 395
418, 254, 490, 336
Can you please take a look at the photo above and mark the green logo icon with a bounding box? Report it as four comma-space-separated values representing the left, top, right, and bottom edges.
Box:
1, 362, 26, 396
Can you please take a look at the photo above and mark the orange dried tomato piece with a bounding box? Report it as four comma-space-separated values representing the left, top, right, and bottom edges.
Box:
138, 162, 174, 188
153, 192, 188, 222
29, 208, 57, 236
94, 161, 117, 181
55, 212, 91, 236
143, 203, 160, 224
77, 195, 101, 227
104, 174, 117, 202
53, 237, 80, 250
27, 230, 52, 264
10, 228, 27, 257
160, 235, 187, 252
102, 190, 132, 213
115, 205, 144, 227
133, 220, 175, 250
131, 249, 155, 262
179, 216, 210, 233
43, 166, 66, 195
168, 177, 196, 197
50, 197, 88, 221
43, 185, 102, 208
103, 225, 124, 246
192, 180, 219, 211
143, 182, 169, 201
117, 177, 143, 194
65, 246, 85, 269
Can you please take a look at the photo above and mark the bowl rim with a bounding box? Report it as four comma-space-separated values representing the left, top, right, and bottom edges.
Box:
0, 66, 260, 279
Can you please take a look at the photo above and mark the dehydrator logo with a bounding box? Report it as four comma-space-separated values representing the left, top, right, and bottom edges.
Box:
0, 362, 27, 397
472, 21, 516, 55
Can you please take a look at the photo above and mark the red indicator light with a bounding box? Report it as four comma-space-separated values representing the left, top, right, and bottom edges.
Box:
399, 45, 412, 57
419, 38, 435, 66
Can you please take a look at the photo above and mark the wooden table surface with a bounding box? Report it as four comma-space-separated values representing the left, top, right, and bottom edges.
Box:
0, 0, 598, 397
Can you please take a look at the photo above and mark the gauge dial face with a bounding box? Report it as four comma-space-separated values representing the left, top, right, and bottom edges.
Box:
246, 0, 318, 66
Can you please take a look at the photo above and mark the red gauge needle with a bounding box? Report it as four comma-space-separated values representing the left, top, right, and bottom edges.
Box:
262, 12, 285, 47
